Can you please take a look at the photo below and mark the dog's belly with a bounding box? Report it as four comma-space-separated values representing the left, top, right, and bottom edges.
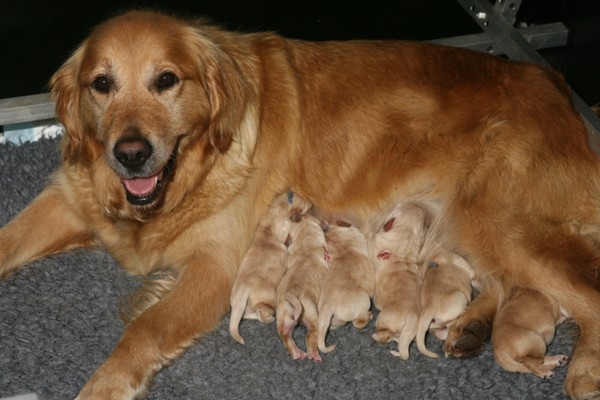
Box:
310, 194, 442, 239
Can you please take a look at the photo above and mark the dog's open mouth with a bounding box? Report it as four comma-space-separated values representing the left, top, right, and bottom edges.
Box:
121, 151, 177, 206
122, 172, 164, 206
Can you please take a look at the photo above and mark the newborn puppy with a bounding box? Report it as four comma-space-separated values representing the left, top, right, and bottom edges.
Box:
276, 213, 330, 362
317, 221, 375, 353
372, 260, 421, 360
229, 192, 312, 344
368, 202, 426, 264
369, 202, 426, 360
492, 287, 569, 378
416, 250, 475, 358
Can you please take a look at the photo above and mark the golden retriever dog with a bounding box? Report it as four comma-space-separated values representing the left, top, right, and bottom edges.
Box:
369, 204, 425, 360
1, 9, 600, 399
229, 192, 312, 344
367, 202, 426, 263
492, 287, 569, 378
275, 213, 329, 362
317, 221, 374, 353
372, 258, 421, 360
415, 250, 474, 358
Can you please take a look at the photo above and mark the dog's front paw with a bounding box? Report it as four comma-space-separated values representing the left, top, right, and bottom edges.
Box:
76, 367, 148, 400
443, 320, 489, 359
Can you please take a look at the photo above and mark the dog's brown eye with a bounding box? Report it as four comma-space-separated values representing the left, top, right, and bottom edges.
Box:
91, 76, 112, 93
156, 72, 179, 92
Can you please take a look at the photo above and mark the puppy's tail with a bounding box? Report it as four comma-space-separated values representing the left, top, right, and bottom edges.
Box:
416, 313, 440, 359
317, 306, 337, 353
229, 289, 250, 345
390, 315, 419, 360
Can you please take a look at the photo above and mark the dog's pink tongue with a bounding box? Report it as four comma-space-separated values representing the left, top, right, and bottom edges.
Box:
123, 175, 158, 197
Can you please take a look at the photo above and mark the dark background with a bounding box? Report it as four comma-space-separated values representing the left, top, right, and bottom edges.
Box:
1, 0, 599, 105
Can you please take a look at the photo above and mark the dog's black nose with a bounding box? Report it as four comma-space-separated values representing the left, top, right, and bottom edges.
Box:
114, 137, 153, 170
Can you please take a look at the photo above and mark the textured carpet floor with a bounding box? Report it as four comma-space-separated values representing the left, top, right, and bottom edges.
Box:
0, 137, 577, 399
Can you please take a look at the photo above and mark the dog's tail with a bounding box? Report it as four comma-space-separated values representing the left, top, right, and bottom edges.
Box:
416, 312, 440, 359
229, 287, 250, 345
317, 305, 337, 353
390, 314, 419, 360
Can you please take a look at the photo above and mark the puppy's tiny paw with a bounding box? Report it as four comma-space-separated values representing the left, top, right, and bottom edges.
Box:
542, 371, 555, 379
557, 355, 569, 366
292, 350, 308, 360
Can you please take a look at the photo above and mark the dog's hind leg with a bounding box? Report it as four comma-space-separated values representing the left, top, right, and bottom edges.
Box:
560, 285, 600, 399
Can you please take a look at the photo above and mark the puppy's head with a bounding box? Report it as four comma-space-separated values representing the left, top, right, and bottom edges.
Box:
50, 11, 251, 211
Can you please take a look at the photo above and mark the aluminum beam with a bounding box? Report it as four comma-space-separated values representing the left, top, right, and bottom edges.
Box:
0, 93, 54, 126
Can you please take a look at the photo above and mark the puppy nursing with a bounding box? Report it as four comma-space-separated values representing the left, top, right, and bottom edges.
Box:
317, 221, 375, 353
229, 193, 312, 344
416, 250, 474, 358
276, 213, 330, 361
370, 203, 425, 360
492, 287, 569, 378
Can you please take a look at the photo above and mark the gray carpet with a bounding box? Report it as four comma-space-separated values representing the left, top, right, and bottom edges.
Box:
0, 137, 577, 399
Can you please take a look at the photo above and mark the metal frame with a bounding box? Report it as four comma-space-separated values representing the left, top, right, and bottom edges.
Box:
1, 1, 599, 144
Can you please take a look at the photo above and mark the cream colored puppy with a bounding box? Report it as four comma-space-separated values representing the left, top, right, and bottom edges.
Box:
492, 287, 569, 378
416, 249, 475, 358
229, 192, 312, 344
372, 260, 421, 360
369, 202, 426, 360
276, 213, 330, 362
317, 221, 375, 353
368, 202, 426, 263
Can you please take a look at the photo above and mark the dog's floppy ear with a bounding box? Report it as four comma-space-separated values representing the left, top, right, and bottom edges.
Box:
189, 27, 252, 153
50, 43, 91, 164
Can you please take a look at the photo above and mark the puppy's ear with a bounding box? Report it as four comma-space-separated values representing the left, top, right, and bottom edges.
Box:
189, 27, 252, 153
50, 44, 88, 164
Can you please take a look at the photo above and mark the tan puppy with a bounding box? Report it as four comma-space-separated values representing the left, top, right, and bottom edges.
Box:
368, 202, 426, 263
372, 260, 421, 360
416, 250, 474, 358
317, 221, 375, 353
370, 203, 426, 360
229, 192, 312, 344
276, 213, 330, 362
492, 287, 569, 378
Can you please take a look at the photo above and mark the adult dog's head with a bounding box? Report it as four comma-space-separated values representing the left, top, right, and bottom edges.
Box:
50, 11, 255, 217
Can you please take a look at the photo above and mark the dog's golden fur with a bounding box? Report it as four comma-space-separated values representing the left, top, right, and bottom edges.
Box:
276, 213, 329, 362
1, 10, 600, 399
416, 250, 474, 359
317, 222, 374, 353
229, 192, 312, 344
369, 202, 426, 360
492, 287, 569, 378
